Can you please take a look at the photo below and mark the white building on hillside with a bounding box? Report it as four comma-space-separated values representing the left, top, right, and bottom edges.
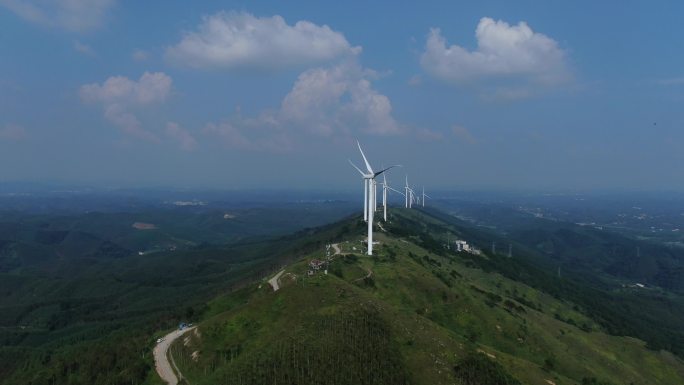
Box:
454, 240, 470, 252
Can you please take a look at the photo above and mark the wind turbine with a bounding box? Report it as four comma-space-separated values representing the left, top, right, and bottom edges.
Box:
374, 179, 379, 213
405, 181, 415, 209
349, 152, 373, 222
387, 185, 406, 215
349, 141, 399, 255
421, 187, 430, 207
404, 176, 410, 208
380, 173, 393, 221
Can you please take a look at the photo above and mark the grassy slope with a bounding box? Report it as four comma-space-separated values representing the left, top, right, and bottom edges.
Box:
171, 210, 684, 385
420, 206, 684, 358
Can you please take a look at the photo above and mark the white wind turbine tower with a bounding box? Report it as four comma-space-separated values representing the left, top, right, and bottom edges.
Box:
421, 187, 430, 207
374, 179, 379, 213
382, 174, 387, 221
349, 141, 399, 255
348, 159, 371, 222
380, 173, 394, 222
405, 180, 416, 209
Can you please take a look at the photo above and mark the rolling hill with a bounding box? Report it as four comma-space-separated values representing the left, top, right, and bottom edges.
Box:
167, 208, 684, 385
2, 204, 683, 385
429, 201, 684, 292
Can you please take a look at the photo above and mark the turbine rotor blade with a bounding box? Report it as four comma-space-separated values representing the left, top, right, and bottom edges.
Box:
348, 160, 366, 176
374, 164, 401, 177
388, 186, 405, 196
357, 140, 374, 174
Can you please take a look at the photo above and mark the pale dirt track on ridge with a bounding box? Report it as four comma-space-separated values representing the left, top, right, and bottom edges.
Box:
154, 326, 196, 385
269, 243, 342, 292
353, 267, 373, 282
269, 269, 285, 291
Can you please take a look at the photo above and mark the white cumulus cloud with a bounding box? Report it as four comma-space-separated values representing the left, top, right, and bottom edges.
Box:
203, 61, 401, 151
80, 72, 172, 141
421, 17, 569, 86
165, 11, 359, 70
279, 61, 400, 135
0, 0, 116, 32
80, 72, 172, 105
166, 122, 198, 151
171, 13, 400, 149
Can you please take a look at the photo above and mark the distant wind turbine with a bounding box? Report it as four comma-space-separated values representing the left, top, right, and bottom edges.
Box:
374, 179, 379, 213
380, 173, 393, 222
349, 141, 399, 255
406, 182, 416, 209
388, 186, 405, 198
421, 187, 430, 207
387, 185, 406, 219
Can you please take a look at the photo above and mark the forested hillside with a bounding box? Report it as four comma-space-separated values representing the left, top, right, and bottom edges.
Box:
0, 204, 354, 385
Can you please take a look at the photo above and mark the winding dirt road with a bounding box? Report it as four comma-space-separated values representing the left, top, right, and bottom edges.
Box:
155, 243, 347, 382
153, 326, 196, 385
353, 267, 373, 282
268, 269, 285, 291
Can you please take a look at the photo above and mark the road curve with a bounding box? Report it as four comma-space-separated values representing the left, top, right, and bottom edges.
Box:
269, 269, 285, 291
153, 326, 196, 385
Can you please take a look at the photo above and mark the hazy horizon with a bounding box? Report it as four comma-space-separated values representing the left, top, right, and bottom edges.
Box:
5, 180, 684, 199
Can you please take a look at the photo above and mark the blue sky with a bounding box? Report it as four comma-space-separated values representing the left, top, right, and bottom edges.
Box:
1, 1, 683, 191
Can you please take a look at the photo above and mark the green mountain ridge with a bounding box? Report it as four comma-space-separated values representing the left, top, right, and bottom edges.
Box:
169, 209, 684, 385
428, 203, 684, 292
2, 205, 683, 384
0, 204, 355, 273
